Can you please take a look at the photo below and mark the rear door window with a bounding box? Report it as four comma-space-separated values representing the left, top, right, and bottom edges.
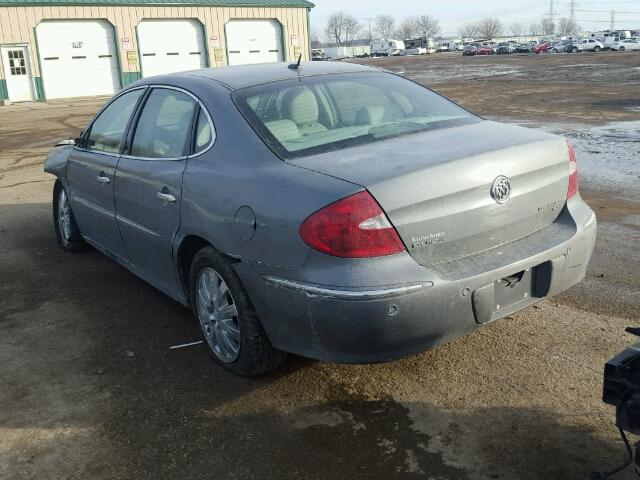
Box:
130, 88, 197, 159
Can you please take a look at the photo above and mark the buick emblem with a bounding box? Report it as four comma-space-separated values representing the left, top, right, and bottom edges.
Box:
490, 176, 512, 204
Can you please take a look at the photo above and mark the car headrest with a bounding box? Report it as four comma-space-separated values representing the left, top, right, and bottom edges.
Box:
285, 88, 319, 126
355, 105, 387, 125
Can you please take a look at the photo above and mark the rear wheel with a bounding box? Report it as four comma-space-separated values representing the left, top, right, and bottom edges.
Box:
594, 45, 601, 52
53, 181, 87, 253
619, 46, 625, 52
189, 246, 286, 377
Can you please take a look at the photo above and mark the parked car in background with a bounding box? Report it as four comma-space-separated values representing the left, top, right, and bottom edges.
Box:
515, 44, 533, 53
610, 38, 640, 51
496, 43, 515, 54
569, 39, 604, 52
476, 45, 494, 55
311, 49, 325, 61
534, 42, 552, 54
44, 61, 596, 377
462, 43, 479, 56
549, 41, 570, 53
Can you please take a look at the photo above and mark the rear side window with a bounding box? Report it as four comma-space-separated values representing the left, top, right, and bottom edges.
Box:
193, 109, 213, 154
130, 88, 197, 159
233, 72, 478, 159
86, 89, 144, 153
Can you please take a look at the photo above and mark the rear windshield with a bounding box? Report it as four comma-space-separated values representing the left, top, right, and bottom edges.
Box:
232, 72, 479, 159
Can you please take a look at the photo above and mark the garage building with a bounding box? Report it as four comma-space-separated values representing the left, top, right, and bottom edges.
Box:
0, 0, 313, 102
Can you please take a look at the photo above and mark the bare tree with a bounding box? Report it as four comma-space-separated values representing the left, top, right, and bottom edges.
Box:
415, 14, 440, 38
541, 18, 555, 36
310, 28, 322, 49
557, 17, 580, 35
325, 11, 361, 46
509, 22, 525, 37
343, 15, 361, 46
459, 22, 480, 39
477, 17, 503, 39
528, 21, 542, 35
396, 17, 418, 40
374, 14, 395, 40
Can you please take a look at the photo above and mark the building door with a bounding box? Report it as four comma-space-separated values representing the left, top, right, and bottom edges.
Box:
225, 20, 283, 66
1, 46, 35, 102
137, 19, 207, 77
36, 20, 120, 99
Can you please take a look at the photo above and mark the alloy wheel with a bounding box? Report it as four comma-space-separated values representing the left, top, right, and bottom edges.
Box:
57, 188, 72, 243
196, 267, 240, 363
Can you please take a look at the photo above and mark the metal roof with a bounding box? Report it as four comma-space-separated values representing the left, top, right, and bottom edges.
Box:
0, 0, 314, 7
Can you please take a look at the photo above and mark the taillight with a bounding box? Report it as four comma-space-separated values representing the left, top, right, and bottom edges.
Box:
299, 191, 406, 258
567, 140, 579, 199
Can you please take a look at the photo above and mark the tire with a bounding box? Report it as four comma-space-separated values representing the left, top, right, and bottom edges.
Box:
189, 246, 287, 377
53, 181, 87, 253
619, 46, 625, 52
594, 46, 601, 52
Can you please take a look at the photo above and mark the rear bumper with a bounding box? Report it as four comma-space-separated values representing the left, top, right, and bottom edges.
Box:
235, 196, 596, 364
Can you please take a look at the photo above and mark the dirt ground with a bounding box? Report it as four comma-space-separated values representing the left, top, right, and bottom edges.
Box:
1, 52, 639, 479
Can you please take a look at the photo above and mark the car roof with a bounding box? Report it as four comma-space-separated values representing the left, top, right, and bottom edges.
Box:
174, 61, 378, 90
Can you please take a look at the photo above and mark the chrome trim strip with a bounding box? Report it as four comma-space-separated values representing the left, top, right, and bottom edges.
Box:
263, 276, 432, 300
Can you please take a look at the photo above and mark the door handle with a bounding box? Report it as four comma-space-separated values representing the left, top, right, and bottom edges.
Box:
157, 191, 176, 203
96, 174, 110, 184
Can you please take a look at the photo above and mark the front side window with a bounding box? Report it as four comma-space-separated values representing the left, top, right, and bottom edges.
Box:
233, 72, 478, 159
130, 88, 197, 159
86, 89, 144, 153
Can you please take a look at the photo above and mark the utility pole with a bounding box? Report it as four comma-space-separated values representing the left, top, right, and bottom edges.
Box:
610, 10, 615, 31
549, 0, 554, 20
361, 17, 373, 43
569, 0, 576, 23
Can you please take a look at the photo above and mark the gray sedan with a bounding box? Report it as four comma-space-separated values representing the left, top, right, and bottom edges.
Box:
44, 62, 596, 376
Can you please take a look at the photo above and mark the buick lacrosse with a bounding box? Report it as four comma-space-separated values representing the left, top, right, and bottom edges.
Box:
45, 62, 596, 376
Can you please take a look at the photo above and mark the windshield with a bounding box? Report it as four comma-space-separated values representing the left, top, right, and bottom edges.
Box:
232, 72, 478, 159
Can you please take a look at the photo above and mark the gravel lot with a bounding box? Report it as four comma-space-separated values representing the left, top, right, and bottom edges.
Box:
1, 52, 639, 479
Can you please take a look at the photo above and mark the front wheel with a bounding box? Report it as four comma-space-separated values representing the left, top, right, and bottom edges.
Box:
53, 181, 87, 252
619, 46, 625, 52
189, 246, 287, 377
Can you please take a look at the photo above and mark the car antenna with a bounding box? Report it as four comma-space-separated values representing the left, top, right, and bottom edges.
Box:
288, 54, 302, 70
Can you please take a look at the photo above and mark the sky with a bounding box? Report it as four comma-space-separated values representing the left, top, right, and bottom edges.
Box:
310, 0, 640, 38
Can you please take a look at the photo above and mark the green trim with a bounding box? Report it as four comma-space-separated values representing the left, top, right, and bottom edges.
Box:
0, 0, 314, 6
32, 26, 46, 100
112, 24, 124, 89
34, 76, 44, 99
134, 24, 143, 77
201, 21, 211, 68
121, 71, 141, 85
0, 79, 7, 100
306, 7, 310, 59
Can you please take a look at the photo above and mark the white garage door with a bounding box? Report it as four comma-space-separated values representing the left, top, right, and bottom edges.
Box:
138, 19, 207, 77
226, 20, 283, 66
36, 20, 120, 99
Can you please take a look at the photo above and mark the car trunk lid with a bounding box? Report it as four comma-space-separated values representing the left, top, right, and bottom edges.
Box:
290, 120, 570, 266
